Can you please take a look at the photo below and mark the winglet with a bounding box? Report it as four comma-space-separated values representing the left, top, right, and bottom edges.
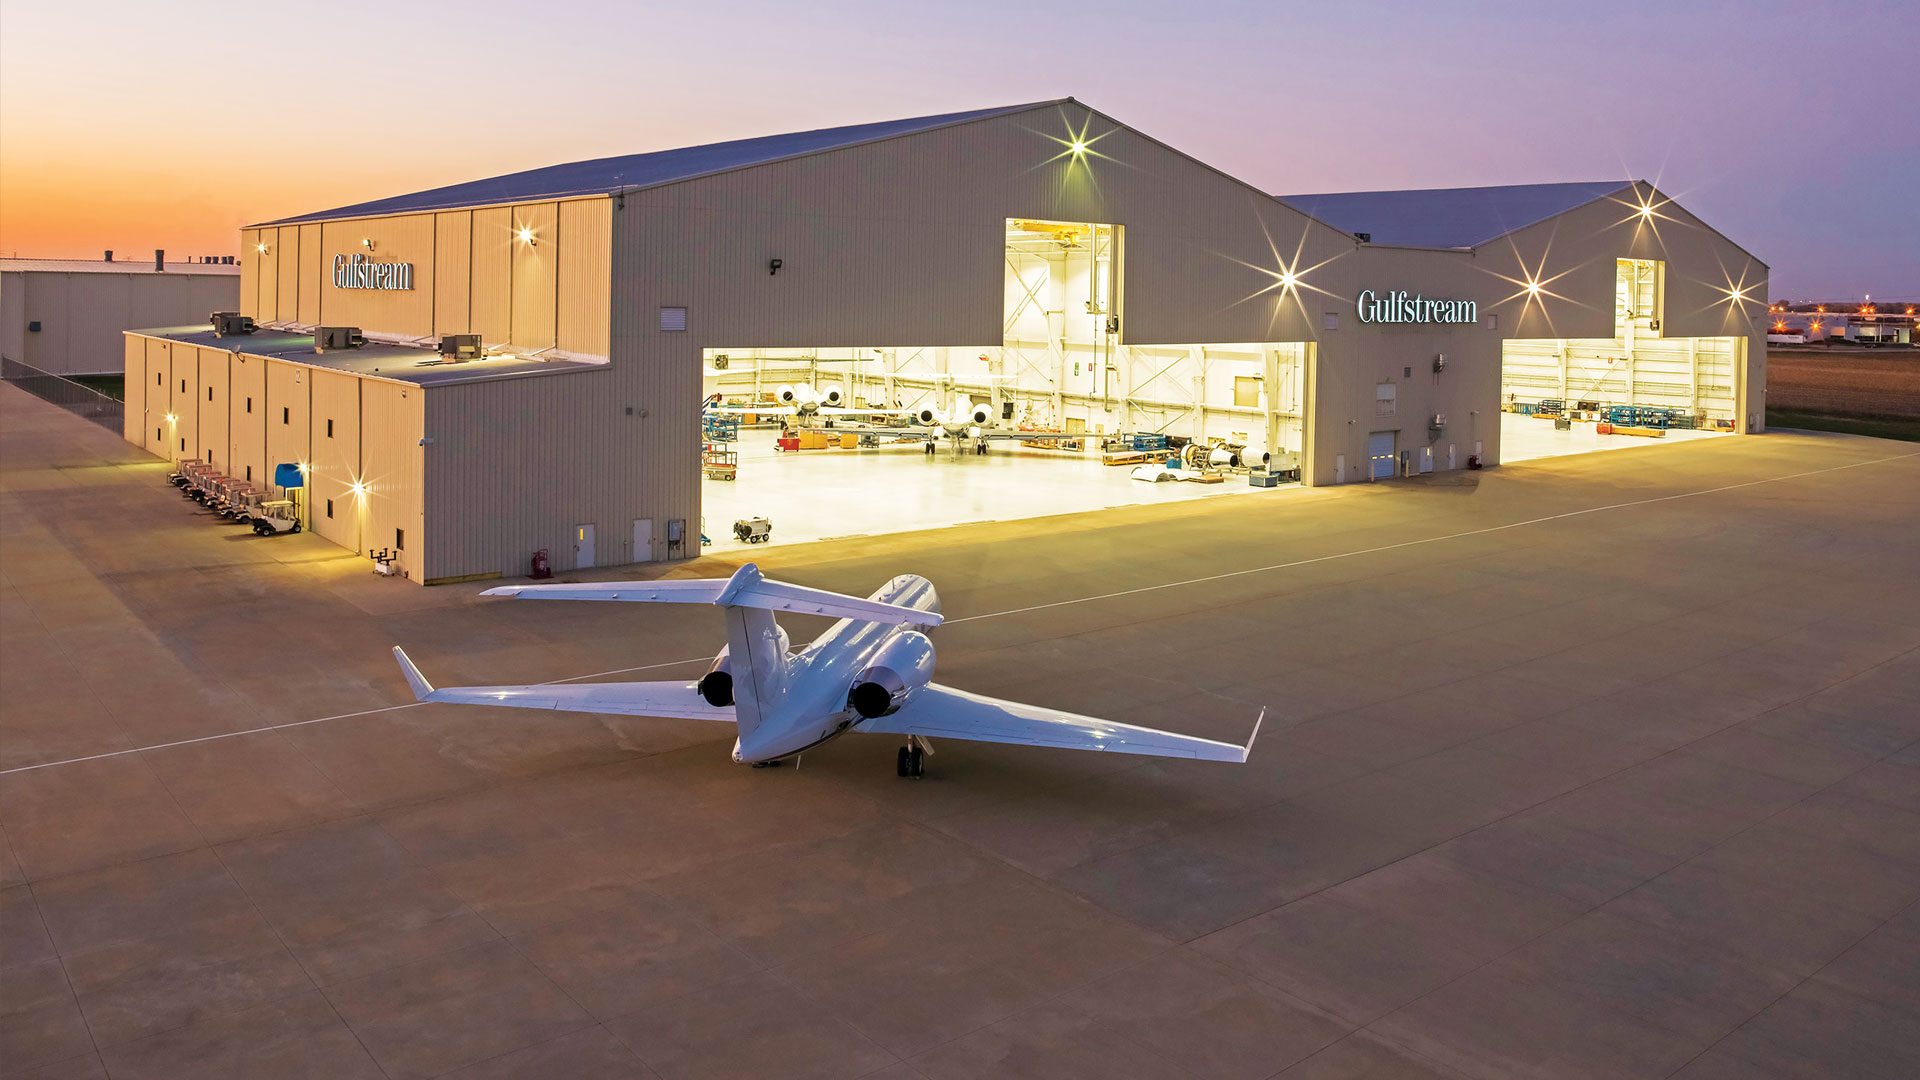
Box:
392, 646, 435, 700
1241, 707, 1266, 762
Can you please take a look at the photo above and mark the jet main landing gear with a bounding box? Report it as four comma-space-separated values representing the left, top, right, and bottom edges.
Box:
895, 735, 931, 778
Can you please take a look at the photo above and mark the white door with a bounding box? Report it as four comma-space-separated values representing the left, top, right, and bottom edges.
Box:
1335, 454, 1345, 484
1368, 431, 1396, 479
1419, 446, 1433, 474
1448, 443, 1456, 470
631, 518, 653, 563
574, 523, 596, 569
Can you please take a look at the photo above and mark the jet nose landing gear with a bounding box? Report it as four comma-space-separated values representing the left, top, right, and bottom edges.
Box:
895, 735, 931, 778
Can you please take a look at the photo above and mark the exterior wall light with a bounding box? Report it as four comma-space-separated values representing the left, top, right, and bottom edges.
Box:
256, 243, 269, 254
517, 226, 536, 245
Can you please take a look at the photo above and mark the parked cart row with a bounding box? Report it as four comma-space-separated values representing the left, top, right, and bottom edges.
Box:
168, 461, 301, 535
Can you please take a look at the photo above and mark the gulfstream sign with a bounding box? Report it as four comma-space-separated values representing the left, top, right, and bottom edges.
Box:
333, 253, 414, 291
1357, 289, 1477, 325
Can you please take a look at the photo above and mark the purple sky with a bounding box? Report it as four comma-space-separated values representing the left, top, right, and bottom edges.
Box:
3, 0, 1913, 299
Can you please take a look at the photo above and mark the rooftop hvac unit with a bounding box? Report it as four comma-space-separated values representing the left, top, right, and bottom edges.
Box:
316, 326, 365, 352
437, 333, 481, 361
1429, 413, 1447, 438
209, 312, 255, 336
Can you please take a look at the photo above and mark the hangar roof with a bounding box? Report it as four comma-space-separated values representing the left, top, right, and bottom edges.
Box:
258, 100, 1065, 227
134, 326, 603, 388
1278, 181, 1634, 249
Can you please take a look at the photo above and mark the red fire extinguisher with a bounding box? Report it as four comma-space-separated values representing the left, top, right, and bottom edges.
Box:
530, 548, 552, 579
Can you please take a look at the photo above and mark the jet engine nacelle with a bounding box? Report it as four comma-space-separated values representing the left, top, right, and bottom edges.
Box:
965, 403, 992, 426
775, 384, 800, 406
821, 385, 844, 407
847, 630, 936, 719
696, 625, 791, 707
916, 407, 942, 425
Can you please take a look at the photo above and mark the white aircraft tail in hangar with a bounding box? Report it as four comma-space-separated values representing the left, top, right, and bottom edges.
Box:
392, 563, 1261, 776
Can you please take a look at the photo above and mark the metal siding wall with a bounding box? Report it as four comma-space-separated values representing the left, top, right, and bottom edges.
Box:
230, 353, 268, 486
276, 226, 302, 321
361, 380, 425, 577
20, 273, 73, 370
309, 370, 362, 552
318, 214, 436, 337
144, 338, 170, 456
256, 237, 280, 322
123, 335, 145, 444
1, 272, 22, 362
510, 202, 558, 349
239, 230, 260, 319
265, 360, 312, 492
200, 348, 230, 473
434, 211, 472, 336
170, 343, 199, 461
556, 199, 610, 356
298, 224, 324, 325
470, 207, 512, 345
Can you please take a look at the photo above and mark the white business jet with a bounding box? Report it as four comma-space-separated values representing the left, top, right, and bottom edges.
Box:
392, 564, 1260, 777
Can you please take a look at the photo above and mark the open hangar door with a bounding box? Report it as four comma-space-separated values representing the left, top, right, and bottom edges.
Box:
695, 218, 1310, 551
1500, 257, 1740, 462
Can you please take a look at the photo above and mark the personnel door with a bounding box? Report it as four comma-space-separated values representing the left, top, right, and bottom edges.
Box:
631, 518, 653, 563
574, 523, 596, 569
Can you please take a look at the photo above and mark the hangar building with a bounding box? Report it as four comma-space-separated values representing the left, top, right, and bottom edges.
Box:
121, 98, 1768, 583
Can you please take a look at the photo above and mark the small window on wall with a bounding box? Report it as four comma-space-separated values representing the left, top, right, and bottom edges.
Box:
326, 499, 334, 519
660, 307, 688, 332
326, 419, 334, 438
180, 379, 186, 393
180, 437, 186, 450
282, 407, 290, 425
1233, 376, 1261, 409
245, 466, 252, 481
206, 450, 213, 462
1323, 312, 1339, 331
246, 397, 252, 413
395, 528, 405, 551
1375, 382, 1397, 418
208, 387, 214, 402
156, 373, 163, 386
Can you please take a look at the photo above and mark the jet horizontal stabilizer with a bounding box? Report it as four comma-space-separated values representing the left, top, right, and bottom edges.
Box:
482, 563, 941, 626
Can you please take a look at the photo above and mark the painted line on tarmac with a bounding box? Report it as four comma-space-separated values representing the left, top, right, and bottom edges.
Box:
0, 656, 713, 776
944, 449, 1920, 626
6, 449, 1914, 777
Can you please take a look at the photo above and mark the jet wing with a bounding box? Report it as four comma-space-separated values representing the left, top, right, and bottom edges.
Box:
393, 647, 733, 721
816, 406, 922, 417
705, 405, 798, 415
859, 683, 1261, 762
981, 430, 1083, 441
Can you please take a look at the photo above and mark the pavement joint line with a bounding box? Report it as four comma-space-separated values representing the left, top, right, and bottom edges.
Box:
4, 448, 1914, 779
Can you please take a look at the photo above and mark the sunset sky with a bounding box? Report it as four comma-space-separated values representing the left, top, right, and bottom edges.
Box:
3, 0, 1913, 299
